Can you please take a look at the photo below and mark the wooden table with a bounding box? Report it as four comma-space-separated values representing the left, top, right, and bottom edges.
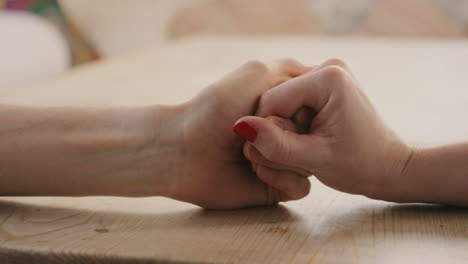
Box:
0, 37, 467, 263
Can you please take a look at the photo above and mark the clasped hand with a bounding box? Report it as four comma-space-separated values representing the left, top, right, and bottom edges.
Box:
169, 58, 411, 209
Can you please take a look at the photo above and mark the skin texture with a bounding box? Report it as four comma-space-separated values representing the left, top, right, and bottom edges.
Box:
238, 58, 468, 206
0, 59, 311, 210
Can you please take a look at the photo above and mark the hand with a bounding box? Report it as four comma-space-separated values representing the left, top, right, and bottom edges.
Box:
235, 59, 413, 200
166, 59, 312, 209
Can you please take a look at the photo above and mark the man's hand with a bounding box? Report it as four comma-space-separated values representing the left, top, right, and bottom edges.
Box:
166, 60, 312, 209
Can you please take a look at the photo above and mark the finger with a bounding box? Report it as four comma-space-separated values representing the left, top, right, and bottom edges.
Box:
266, 115, 300, 133
292, 107, 316, 134
311, 58, 353, 76
268, 59, 316, 86
218, 60, 313, 104
269, 58, 309, 77
245, 116, 310, 176
244, 143, 312, 177
246, 115, 302, 174
257, 165, 311, 202
256, 60, 353, 118
308, 58, 360, 89
234, 116, 329, 169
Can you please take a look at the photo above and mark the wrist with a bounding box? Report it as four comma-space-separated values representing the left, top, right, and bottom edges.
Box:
133, 103, 188, 198
365, 137, 414, 201
94, 104, 188, 198
399, 143, 468, 206
378, 146, 434, 204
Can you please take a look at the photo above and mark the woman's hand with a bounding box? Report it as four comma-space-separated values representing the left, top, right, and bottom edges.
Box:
234, 59, 413, 201
165, 59, 313, 209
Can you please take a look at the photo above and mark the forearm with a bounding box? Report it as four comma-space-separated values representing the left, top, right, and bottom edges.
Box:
380, 142, 468, 206
0, 104, 184, 197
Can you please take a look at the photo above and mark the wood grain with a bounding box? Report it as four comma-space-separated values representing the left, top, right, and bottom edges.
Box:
0, 37, 467, 263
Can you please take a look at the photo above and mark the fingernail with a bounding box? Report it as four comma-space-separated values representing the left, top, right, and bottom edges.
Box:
233, 121, 257, 142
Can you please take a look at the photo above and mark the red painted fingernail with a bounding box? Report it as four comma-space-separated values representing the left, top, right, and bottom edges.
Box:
233, 121, 257, 142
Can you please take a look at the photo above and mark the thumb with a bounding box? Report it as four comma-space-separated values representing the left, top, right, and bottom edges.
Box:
233, 116, 326, 170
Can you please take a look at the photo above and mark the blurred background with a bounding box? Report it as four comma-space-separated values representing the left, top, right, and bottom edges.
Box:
1, 0, 468, 90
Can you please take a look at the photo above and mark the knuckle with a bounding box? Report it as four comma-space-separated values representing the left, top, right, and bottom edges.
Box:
276, 58, 302, 68
319, 65, 350, 91
243, 59, 270, 74
324, 58, 349, 70
321, 65, 347, 80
